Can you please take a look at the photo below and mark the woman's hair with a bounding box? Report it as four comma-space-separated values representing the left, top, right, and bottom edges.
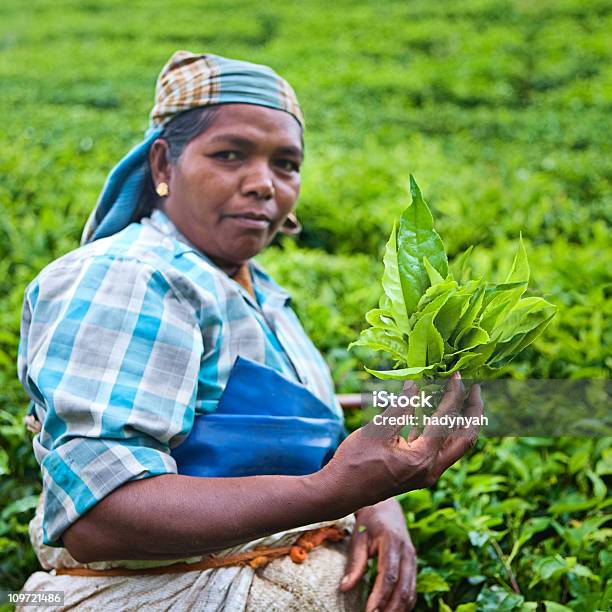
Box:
131, 106, 221, 222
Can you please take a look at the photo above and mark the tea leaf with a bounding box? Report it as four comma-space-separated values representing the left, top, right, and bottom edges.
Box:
424, 255, 445, 286
381, 220, 411, 334
505, 233, 530, 284
397, 176, 448, 316
450, 245, 474, 284
364, 364, 436, 380
407, 311, 444, 367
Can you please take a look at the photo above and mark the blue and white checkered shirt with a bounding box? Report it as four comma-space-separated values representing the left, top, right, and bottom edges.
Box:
17, 209, 343, 547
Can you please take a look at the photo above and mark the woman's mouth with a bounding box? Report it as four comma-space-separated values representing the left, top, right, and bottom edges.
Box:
226, 212, 272, 230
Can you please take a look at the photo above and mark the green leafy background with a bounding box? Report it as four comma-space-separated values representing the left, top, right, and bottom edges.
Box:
1, 1, 610, 610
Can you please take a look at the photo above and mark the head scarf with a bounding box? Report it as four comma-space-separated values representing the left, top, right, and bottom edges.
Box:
81, 51, 304, 245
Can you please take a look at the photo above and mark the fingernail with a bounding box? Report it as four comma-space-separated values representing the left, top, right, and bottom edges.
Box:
454, 371, 461, 380
340, 575, 350, 586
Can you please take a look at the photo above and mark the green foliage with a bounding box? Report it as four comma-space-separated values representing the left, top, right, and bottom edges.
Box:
350, 177, 558, 380
394, 437, 612, 611
0, 0, 610, 608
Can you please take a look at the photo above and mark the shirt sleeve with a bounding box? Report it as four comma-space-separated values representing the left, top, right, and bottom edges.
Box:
18, 255, 203, 547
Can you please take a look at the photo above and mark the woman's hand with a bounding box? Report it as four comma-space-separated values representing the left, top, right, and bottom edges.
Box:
340, 498, 417, 611
318, 372, 483, 512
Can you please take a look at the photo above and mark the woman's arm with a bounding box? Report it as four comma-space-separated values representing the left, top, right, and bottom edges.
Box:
63, 469, 344, 563
64, 377, 482, 563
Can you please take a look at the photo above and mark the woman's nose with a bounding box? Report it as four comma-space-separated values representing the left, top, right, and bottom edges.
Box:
241, 162, 275, 200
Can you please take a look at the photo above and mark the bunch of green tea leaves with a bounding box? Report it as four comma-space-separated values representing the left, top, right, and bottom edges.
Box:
349, 176, 557, 380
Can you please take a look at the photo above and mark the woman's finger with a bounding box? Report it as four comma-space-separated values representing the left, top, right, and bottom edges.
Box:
339, 526, 369, 591
411, 373, 465, 455
429, 384, 483, 479
467, 382, 483, 413
364, 380, 420, 439
364, 538, 402, 612
401, 380, 421, 443
385, 546, 418, 612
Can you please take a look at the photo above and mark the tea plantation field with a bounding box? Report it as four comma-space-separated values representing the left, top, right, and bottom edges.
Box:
1, 0, 610, 609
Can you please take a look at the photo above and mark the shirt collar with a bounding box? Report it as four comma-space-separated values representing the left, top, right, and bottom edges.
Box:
250, 260, 292, 308
146, 208, 292, 308
147, 208, 201, 254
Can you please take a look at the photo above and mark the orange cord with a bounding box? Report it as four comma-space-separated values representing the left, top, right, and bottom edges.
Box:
56, 525, 347, 576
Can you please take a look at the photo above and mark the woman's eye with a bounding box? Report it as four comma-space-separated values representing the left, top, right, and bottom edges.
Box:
276, 159, 300, 172
214, 151, 241, 161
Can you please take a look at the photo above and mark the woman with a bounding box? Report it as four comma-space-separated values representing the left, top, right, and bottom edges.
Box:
17, 51, 483, 611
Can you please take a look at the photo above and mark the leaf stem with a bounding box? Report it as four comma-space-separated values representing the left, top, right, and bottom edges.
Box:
490, 537, 521, 594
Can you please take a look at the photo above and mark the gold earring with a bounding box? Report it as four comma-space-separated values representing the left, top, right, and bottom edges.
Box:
156, 182, 169, 197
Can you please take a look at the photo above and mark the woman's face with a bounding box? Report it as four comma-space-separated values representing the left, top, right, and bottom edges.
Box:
151, 104, 303, 274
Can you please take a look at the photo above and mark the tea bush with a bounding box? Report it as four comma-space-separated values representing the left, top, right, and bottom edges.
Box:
1, 0, 610, 609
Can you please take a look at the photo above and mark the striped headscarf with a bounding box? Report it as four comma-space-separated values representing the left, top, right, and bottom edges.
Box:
81, 51, 304, 245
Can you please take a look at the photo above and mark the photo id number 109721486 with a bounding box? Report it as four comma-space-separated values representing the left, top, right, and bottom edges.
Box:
1, 590, 65, 607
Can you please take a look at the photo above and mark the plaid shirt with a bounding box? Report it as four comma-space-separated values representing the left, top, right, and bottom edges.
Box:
18, 209, 343, 547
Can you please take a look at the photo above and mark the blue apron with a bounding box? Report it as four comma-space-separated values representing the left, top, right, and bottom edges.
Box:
170, 356, 347, 477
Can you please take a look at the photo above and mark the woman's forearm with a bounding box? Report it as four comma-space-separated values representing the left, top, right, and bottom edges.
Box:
62, 471, 355, 563
64, 378, 482, 564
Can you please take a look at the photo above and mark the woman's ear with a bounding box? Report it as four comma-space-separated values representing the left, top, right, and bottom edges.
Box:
149, 139, 172, 187
280, 212, 302, 235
